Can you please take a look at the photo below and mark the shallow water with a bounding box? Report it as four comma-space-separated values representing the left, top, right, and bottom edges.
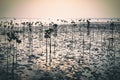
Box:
0, 19, 120, 80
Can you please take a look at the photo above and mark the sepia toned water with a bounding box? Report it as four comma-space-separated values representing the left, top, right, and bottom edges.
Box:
0, 18, 120, 80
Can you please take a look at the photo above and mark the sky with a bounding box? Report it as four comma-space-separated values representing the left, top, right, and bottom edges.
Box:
0, 0, 120, 19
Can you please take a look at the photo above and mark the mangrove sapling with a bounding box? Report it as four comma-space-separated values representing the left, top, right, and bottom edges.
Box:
28, 22, 33, 55
101, 28, 103, 47
78, 19, 82, 32
9, 26, 15, 80
49, 32, 52, 66
38, 23, 43, 48
113, 41, 116, 65
6, 24, 22, 80
39, 28, 42, 48
110, 22, 116, 65
12, 43, 15, 80
44, 29, 50, 70
71, 21, 76, 50
92, 24, 95, 41
64, 25, 67, 40
49, 28, 54, 66
4, 24, 9, 80
38, 23, 43, 55
110, 22, 114, 47
22, 23, 25, 44
53, 24, 58, 55
82, 30, 85, 63
88, 35, 91, 65
87, 20, 90, 36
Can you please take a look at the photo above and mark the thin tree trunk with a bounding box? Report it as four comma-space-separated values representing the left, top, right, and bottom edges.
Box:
6, 45, 9, 80
72, 25, 73, 50
23, 26, 25, 44
39, 29, 41, 48
88, 36, 91, 65
5, 28, 9, 80
72, 25, 74, 50
15, 42, 17, 67
54, 40, 56, 55
93, 26, 94, 41
83, 31, 85, 63
65, 26, 67, 39
113, 41, 115, 65
112, 24, 115, 65
11, 43, 15, 80
101, 30, 102, 46
46, 38, 48, 70
49, 34, 52, 66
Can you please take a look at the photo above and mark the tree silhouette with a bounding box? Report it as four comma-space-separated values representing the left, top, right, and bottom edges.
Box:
38, 23, 43, 48
6, 24, 22, 80
110, 22, 114, 39
52, 24, 58, 54
49, 28, 54, 66
27, 22, 33, 54
87, 20, 90, 35
53, 24, 58, 37
71, 21, 76, 50
44, 23, 58, 68
21, 22, 25, 44
44, 29, 50, 69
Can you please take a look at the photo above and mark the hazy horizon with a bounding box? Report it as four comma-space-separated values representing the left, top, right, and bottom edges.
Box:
0, 0, 120, 18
